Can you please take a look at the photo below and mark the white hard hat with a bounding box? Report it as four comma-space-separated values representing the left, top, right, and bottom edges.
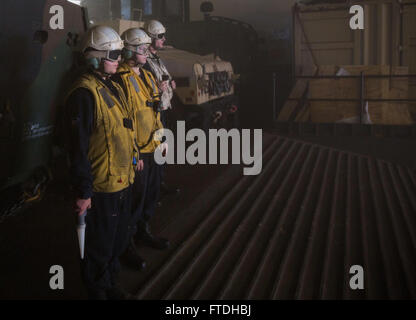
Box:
122, 28, 151, 53
82, 26, 124, 68
145, 20, 166, 39
82, 25, 124, 52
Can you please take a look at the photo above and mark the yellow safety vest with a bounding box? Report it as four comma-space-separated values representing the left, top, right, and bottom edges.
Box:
117, 63, 163, 154
67, 72, 136, 193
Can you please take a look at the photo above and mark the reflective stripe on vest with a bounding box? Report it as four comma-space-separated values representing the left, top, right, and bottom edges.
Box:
129, 76, 140, 93
148, 75, 156, 93
99, 87, 115, 108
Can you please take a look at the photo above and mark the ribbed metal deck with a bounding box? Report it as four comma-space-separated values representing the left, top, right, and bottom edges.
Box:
132, 136, 416, 300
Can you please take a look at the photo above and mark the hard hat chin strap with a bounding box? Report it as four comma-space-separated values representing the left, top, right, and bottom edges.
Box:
85, 59, 110, 79
95, 59, 114, 78
85, 51, 109, 74
125, 51, 143, 68
149, 42, 158, 54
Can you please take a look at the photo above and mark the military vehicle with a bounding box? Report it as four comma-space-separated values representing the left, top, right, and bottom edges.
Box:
0, 0, 87, 220
157, 46, 238, 131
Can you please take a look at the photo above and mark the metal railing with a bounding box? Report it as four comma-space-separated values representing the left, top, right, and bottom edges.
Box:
286, 73, 416, 124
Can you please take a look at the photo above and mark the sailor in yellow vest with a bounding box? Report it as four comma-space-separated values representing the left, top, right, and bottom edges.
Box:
112, 28, 170, 271
65, 26, 137, 300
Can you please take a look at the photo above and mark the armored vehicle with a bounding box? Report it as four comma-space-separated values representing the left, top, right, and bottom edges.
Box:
157, 46, 238, 131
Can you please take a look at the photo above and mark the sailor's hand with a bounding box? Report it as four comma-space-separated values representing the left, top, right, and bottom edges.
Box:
136, 160, 144, 172
160, 81, 169, 92
171, 80, 176, 90
75, 198, 91, 216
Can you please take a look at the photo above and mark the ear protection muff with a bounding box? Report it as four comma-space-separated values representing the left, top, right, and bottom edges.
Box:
122, 47, 145, 67
122, 48, 134, 60
85, 57, 110, 77
85, 57, 100, 70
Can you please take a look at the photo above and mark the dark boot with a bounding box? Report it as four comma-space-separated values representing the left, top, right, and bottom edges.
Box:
106, 284, 133, 300
123, 238, 146, 270
137, 220, 170, 250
